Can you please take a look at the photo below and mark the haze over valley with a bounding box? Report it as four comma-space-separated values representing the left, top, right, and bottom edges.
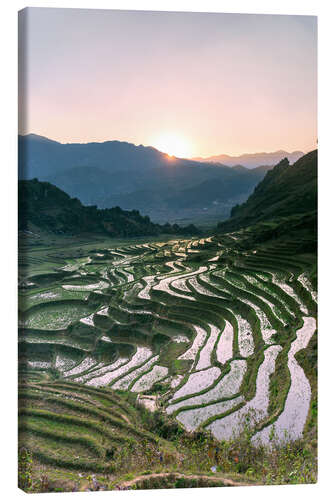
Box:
19, 133, 307, 226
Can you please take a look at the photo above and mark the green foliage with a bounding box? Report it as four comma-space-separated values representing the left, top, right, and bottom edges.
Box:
217, 150, 317, 251
19, 179, 200, 238
18, 448, 33, 492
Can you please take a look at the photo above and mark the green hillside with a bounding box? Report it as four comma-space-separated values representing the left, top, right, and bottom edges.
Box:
217, 150, 317, 237
18, 378, 255, 491
19, 179, 199, 238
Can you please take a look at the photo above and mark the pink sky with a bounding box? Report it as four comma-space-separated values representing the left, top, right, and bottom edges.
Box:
19, 8, 317, 157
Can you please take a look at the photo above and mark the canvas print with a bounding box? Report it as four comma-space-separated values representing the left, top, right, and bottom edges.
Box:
18, 7, 317, 493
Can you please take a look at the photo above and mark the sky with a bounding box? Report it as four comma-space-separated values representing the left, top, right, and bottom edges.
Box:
18, 8, 317, 157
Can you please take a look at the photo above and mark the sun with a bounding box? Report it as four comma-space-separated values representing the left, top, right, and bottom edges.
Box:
152, 133, 192, 159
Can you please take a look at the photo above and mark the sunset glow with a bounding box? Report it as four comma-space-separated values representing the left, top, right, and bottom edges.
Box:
18, 9, 317, 157
152, 133, 193, 159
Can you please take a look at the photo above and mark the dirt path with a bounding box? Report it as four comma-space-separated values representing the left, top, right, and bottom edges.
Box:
117, 472, 253, 489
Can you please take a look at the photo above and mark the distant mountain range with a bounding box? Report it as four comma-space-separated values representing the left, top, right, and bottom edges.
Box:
193, 150, 304, 168
18, 134, 276, 224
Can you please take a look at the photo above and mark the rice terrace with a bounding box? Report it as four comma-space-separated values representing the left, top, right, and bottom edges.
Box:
18, 165, 317, 491
17, 7, 317, 494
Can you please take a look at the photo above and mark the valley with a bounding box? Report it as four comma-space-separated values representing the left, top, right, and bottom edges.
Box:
18, 134, 277, 224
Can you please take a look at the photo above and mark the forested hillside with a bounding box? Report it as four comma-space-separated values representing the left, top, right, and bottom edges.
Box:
19, 179, 199, 238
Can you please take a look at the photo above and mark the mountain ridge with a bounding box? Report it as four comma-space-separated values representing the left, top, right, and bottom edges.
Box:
193, 149, 304, 168
216, 150, 317, 245
18, 134, 274, 224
